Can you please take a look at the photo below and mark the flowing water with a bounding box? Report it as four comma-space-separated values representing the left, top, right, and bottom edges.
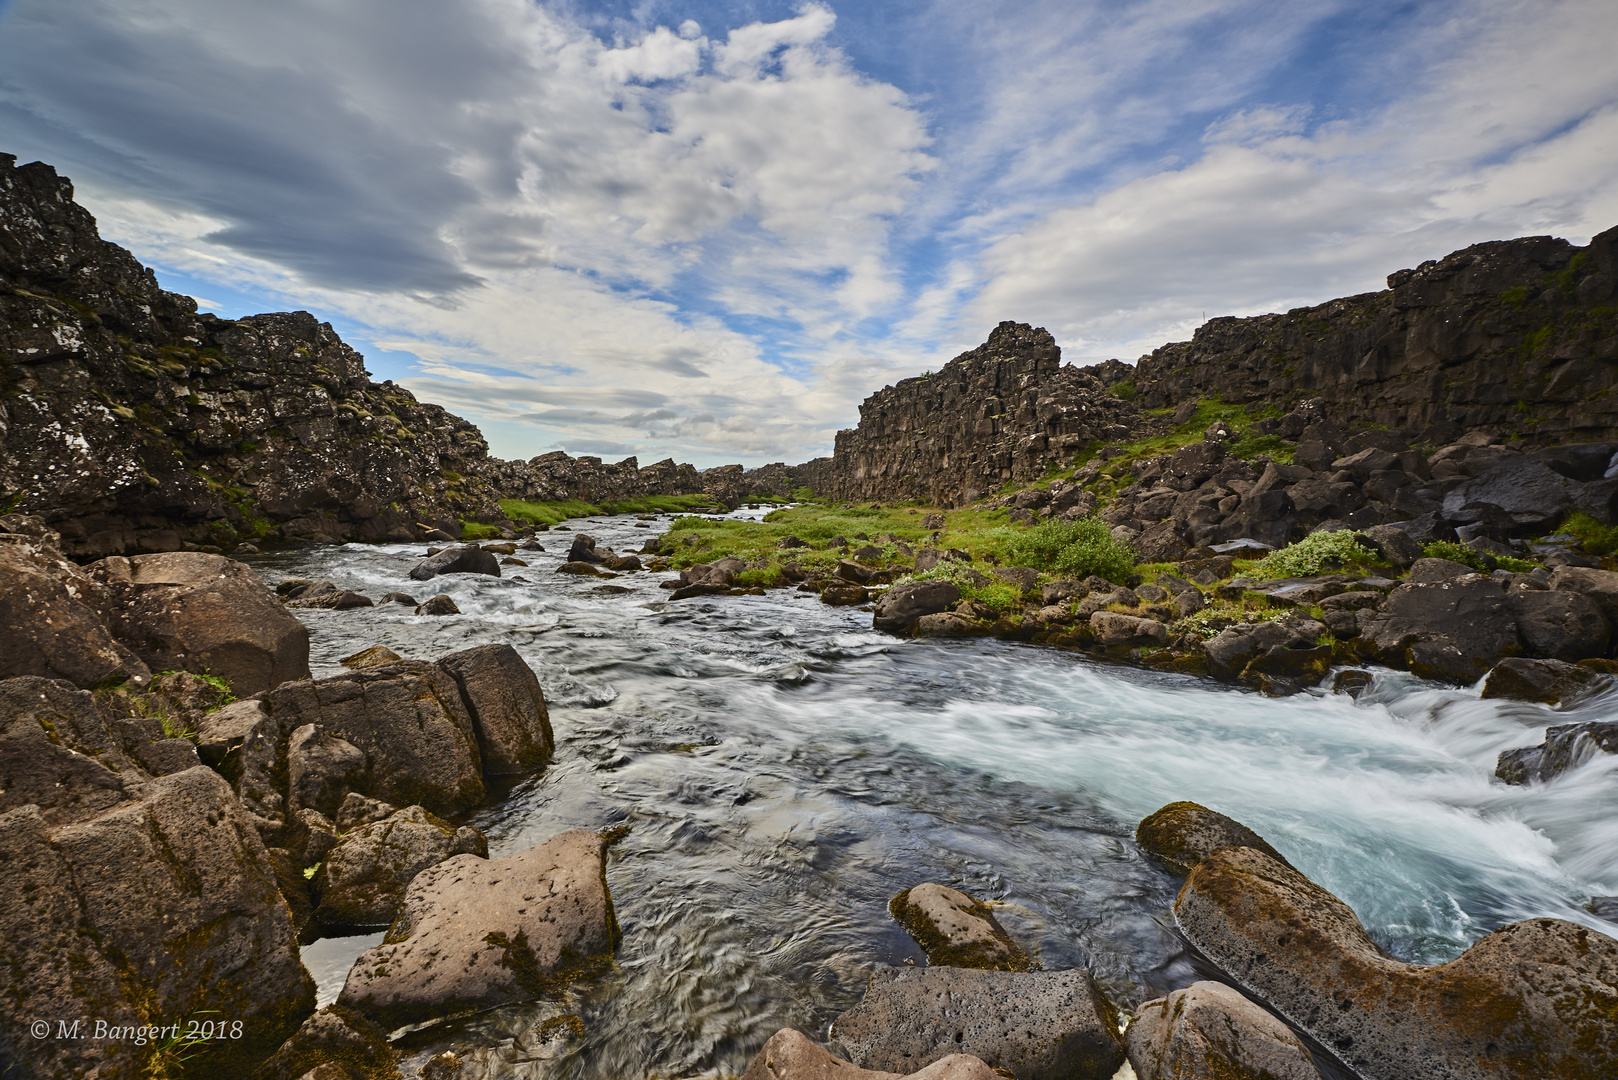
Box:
258, 508, 1618, 1079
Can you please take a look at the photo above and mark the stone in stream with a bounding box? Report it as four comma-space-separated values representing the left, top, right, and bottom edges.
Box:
1480, 657, 1612, 707
1126, 981, 1323, 1080
339, 830, 619, 1029
438, 643, 555, 774
86, 550, 311, 695
821, 584, 870, 605
873, 580, 962, 634
312, 805, 487, 933
556, 560, 611, 576
408, 543, 501, 581
1089, 611, 1169, 648
286, 589, 375, 610
378, 591, 419, 606
742, 1028, 998, 1080
415, 594, 461, 615
1355, 574, 1523, 684
341, 644, 403, 669
888, 883, 1032, 971
830, 966, 1125, 1080
0, 768, 315, 1079
1203, 617, 1328, 682
914, 611, 986, 637
1174, 845, 1618, 1080
1135, 801, 1293, 877
1496, 721, 1618, 784
568, 533, 609, 563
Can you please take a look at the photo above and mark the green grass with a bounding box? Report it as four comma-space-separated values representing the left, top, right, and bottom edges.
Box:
1422, 540, 1489, 571
1226, 432, 1296, 463
1251, 530, 1379, 579
460, 521, 503, 540
498, 494, 724, 528
1562, 511, 1618, 556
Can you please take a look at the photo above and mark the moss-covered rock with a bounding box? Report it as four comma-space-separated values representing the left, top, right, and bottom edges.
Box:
1134, 801, 1292, 877
888, 883, 1032, 972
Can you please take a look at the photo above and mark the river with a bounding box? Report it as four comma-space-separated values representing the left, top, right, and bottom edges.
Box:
261, 507, 1618, 1079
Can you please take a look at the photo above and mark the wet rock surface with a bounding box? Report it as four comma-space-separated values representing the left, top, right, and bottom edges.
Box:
1496, 721, 1618, 784
1134, 801, 1293, 877
831, 966, 1125, 1080
888, 883, 1032, 971
1480, 657, 1612, 706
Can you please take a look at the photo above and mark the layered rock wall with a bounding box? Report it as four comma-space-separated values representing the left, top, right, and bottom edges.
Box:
1121, 230, 1618, 442
823, 322, 1144, 506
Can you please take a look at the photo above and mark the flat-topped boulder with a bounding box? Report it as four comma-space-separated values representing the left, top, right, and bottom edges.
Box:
888, 884, 1032, 971
339, 830, 618, 1029
87, 551, 310, 695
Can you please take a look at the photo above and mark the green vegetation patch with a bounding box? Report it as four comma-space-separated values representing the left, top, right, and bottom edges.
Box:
1000, 516, 1136, 581
1561, 512, 1618, 556
1251, 530, 1379, 579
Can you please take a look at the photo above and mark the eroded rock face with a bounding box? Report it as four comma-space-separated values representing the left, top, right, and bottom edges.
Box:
0, 768, 315, 1079
888, 884, 1032, 971
873, 580, 963, 634
1356, 576, 1523, 684
437, 643, 554, 775
338, 830, 618, 1029
831, 967, 1124, 1080
1134, 801, 1292, 877
1174, 845, 1618, 1080
0, 676, 147, 825
1126, 981, 1323, 1080
87, 551, 311, 695
253, 1005, 401, 1080
0, 537, 149, 689
312, 806, 487, 933
742, 1028, 999, 1080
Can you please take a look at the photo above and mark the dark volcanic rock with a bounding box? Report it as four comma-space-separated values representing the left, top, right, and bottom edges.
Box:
87, 551, 310, 695
338, 830, 618, 1029
873, 580, 963, 634
1356, 575, 1522, 684
1496, 721, 1618, 784
408, 544, 500, 581
1175, 845, 1618, 1080
1441, 456, 1574, 530
1482, 657, 1611, 707
0, 534, 149, 689
438, 643, 555, 774
1505, 590, 1611, 661
830, 966, 1125, 1080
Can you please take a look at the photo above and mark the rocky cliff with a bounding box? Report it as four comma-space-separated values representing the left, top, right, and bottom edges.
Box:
1122, 229, 1618, 442
823, 322, 1146, 507
0, 154, 798, 557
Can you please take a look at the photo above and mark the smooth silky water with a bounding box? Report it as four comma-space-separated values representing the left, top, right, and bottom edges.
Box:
255, 508, 1618, 1078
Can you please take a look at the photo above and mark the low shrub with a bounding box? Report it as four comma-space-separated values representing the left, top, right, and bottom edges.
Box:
1562, 511, 1618, 556
1422, 540, 1488, 572
1251, 530, 1378, 579
1001, 516, 1136, 582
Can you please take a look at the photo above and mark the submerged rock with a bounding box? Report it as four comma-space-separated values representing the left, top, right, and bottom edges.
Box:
831, 966, 1125, 1080
1496, 721, 1618, 784
1126, 981, 1323, 1080
742, 1028, 998, 1080
888, 883, 1032, 971
339, 830, 618, 1029
1175, 845, 1618, 1080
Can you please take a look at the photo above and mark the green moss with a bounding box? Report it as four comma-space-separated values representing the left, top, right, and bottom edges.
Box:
459, 521, 502, 540
1422, 540, 1489, 571
1226, 432, 1296, 462
1110, 380, 1139, 402
888, 887, 1033, 971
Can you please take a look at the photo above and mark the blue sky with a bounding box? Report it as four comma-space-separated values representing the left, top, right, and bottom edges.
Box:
2, 0, 1615, 466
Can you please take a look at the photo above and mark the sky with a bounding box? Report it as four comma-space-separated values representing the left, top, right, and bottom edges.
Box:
1, 1, 1615, 467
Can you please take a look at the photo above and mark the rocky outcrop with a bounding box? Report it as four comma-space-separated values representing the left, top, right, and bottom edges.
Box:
86, 550, 311, 695
1480, 657, 1612, 706
1123, 228, 1618, 444
831, 966, 1125, 1080
888, 883, 1032, 971
1126, 981, 1323, 1080
1175, 844, 1618, 1080
0, 766, 315, 1079
742, 1028, 998, 1080
338, 830, 619, 1029
437, 643, 555, 774
822, 322, 1145, 506
253, 1006, 401, 1080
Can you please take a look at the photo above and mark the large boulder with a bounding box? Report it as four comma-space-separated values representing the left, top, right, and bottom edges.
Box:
742, 1028, 997, 1080
1175, 845, 1618, 1080
873, 580, 963, 634
1505, 591, 1611, 661
831, 967, 1124, 1080
888, 883, 1032, 971
1203, 617, 1329, 682
407, 544, 500, 581
1090, 611, 1169, 648
1441, 457, 1574, 530
567, 533, 609, 563
240, 661, 486, 840
312, 805, 488, 933
1357, 576, 1522, 684
0, 676, 148, 825
338, 830, 618, 1029
1496, 721, 1618, 784
1548, 566, 1618, 628
1126, 981, 1323, 1080
1480, 658, 1612, 707
1134, 801, 1292, 876
1354, 524, 1423, 568
0, 540, 149, 689
0, 768, 315, 1079
87, 551, 310, 695
437, 644, 554, 774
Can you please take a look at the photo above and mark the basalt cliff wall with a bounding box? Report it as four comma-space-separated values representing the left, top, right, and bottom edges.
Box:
817, 230, 1618, 506
0, 155, 790, 557
822, 321, 1146, 507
